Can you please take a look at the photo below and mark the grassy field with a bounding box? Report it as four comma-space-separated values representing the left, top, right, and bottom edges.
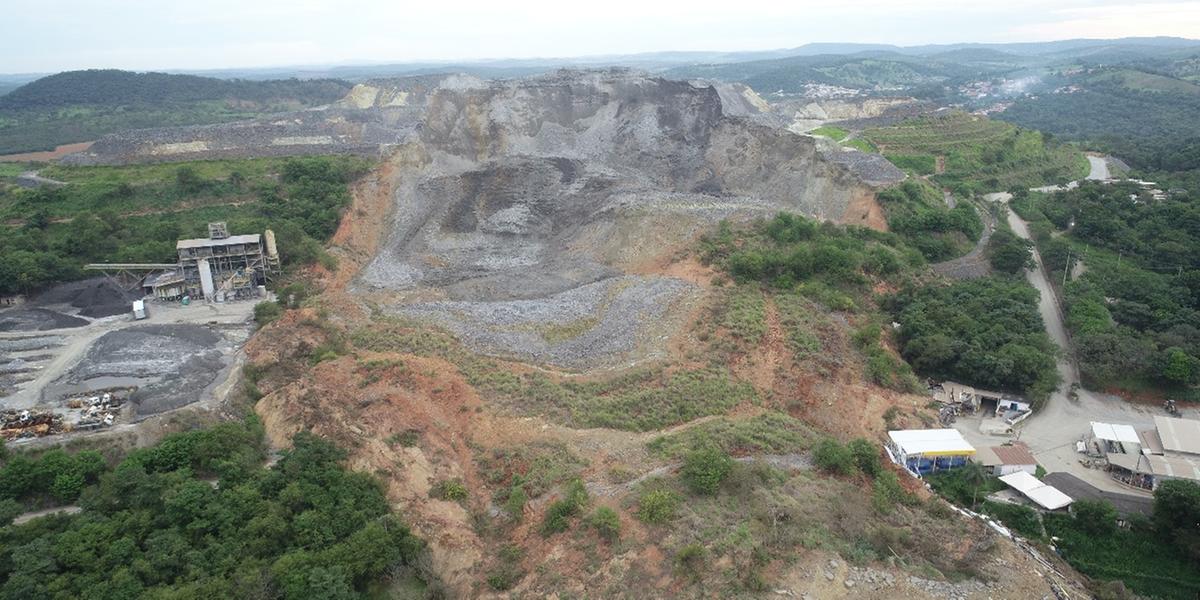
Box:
842, 138, 877, 153
809, 126, 848, 141
862, 111, 1086, 194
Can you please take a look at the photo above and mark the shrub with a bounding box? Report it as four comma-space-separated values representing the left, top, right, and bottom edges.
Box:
540, 479, 589, 536
681, 447, 733, 495
588, 506, 621, 542
813, 438, 855, 476
486, 544, 524, 591
503, 483, 527, 520
637, 489, 680, 524
847, 438, 882, 477
676, 543, 707, 580
252, 301, 283, 326
871, 470, 910, 513
385, 430, 420, 448
429, 479, 468, 503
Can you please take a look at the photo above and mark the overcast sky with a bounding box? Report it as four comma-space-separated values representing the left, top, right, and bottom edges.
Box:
3, 0, 1199, 73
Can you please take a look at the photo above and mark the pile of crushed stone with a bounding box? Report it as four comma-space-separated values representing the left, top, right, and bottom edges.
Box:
31, 278, 136, 318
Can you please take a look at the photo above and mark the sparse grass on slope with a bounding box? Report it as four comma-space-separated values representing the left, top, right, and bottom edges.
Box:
351, 316, 756, 432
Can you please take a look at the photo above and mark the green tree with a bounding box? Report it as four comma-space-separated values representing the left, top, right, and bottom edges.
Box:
681, 447, 733, 495
1072, 499, 1118, 536
1153, 479, 1200, 562
1160, 347, 1200, 385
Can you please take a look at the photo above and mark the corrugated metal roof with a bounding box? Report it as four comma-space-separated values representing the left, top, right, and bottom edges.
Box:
1154, 416, 1200, 456
1138, 429, 1164, 455
974, 446, 1001, 466
991, 443, 1037, 466
176, 234, 262, 250
999, 471, 1073, 510
1091, 422, 1141, 445
1106, 452, 1144, 473
1148, 454, 1200, 482
888, 429, 975, 456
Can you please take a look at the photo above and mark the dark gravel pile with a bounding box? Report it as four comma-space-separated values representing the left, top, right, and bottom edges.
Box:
0, 307, 88, 331
32, 278, 135, 318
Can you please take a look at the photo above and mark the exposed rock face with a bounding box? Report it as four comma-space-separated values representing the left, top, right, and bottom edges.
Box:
69, 70, 897, 368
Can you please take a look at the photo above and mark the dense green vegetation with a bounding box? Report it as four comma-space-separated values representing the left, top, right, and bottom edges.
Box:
874, 179, 981, 261
999, 69, 1200, 181
0, 70, 350, 154
888, 277, 1059, 399
0, 421, 429, 599
1012, 183, 1200, 394
863, 111, 1086, 195
986, 227, 1033, 274
0, 446, 106, 515
700, 212, 924, 391
930, 462, 1200, 599
701, 212, 921, 291
1043, 481, 1200, 600
0, 156, 371, 295
809, 126, 848, 141
665, 51, 1013, 98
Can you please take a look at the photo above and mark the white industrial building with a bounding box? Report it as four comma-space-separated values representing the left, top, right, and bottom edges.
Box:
885, 429, 976, 477
1095, 417, 1200, 491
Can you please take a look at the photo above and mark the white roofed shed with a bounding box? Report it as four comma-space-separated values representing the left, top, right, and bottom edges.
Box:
999, 471, 1073, 511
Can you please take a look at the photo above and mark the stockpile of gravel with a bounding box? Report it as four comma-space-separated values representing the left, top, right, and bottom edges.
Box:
62, 324, 231, 418
0, 307, 88, 331
32, 278, 135, 318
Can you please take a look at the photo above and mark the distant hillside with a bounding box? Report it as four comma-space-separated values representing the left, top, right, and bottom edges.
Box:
666, 52, 1016, 97
0, 69, 350, 110
0, 70, 352, 155
662, 38, 1200, 99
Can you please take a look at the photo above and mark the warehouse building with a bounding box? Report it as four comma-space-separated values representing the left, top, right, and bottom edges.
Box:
1100, 417, 1200, 491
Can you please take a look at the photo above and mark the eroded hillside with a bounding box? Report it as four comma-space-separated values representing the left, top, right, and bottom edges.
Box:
238, 72, 1089, 598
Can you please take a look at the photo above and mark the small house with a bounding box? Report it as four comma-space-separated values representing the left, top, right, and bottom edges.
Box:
974, 442, 1038, 476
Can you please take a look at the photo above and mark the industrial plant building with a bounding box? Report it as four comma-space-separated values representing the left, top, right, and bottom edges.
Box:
88, 222, 279, 304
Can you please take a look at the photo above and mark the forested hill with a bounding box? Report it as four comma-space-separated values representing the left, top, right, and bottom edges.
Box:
0, 70, 352, 154
0, 69, 350, 110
